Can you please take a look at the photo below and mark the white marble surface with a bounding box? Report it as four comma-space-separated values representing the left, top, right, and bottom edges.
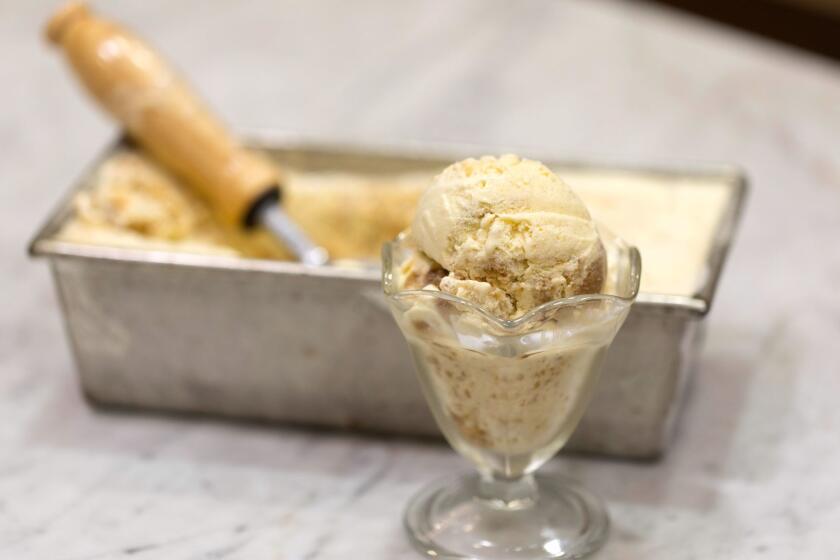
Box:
3, 0, 840, 558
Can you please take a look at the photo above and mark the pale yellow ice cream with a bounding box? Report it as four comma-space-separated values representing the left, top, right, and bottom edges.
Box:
57, 150, 280, 258
55, 149, 731, 298
398, 312, 612, 469
410, 154, 606, 318
389, 155, 629, 469
57, 149, 423, 262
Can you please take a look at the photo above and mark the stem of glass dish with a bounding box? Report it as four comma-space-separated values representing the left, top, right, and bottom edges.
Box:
477, 473, 539, 511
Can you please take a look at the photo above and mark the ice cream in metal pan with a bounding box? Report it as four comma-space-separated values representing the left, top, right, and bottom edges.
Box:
30, 138, 746, 459
53, 148, 731, 300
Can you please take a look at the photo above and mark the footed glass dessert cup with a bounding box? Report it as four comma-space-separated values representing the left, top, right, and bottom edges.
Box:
382, 229, 641, 560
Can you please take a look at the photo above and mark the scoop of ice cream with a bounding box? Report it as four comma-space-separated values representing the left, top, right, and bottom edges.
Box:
410, 154, 605, 317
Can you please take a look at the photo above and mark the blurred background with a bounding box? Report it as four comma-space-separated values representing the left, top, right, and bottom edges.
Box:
646, 0, 840, 60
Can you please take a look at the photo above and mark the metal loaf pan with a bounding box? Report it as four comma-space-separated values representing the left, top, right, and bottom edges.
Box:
30, 135, 747, 459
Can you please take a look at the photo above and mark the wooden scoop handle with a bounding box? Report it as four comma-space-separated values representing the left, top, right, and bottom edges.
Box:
46, 2, 279, 227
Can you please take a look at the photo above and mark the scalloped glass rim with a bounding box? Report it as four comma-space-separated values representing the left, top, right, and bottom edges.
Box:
382, 227, 642, 331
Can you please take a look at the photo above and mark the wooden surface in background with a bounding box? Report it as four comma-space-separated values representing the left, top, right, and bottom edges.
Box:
647, 0, 840, 60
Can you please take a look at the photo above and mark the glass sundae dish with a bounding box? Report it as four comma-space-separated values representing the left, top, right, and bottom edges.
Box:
382, 155, 641, 559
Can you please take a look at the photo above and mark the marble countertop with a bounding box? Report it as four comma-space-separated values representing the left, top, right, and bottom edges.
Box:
3, 0, 840, 558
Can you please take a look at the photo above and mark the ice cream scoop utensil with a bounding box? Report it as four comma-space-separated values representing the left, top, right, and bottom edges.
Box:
45, 2, 328, 265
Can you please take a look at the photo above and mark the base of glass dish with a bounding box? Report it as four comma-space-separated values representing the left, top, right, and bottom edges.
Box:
404, 473, 608, 560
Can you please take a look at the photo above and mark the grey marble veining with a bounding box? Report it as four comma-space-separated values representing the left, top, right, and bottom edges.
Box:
2, 0, 840, 558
